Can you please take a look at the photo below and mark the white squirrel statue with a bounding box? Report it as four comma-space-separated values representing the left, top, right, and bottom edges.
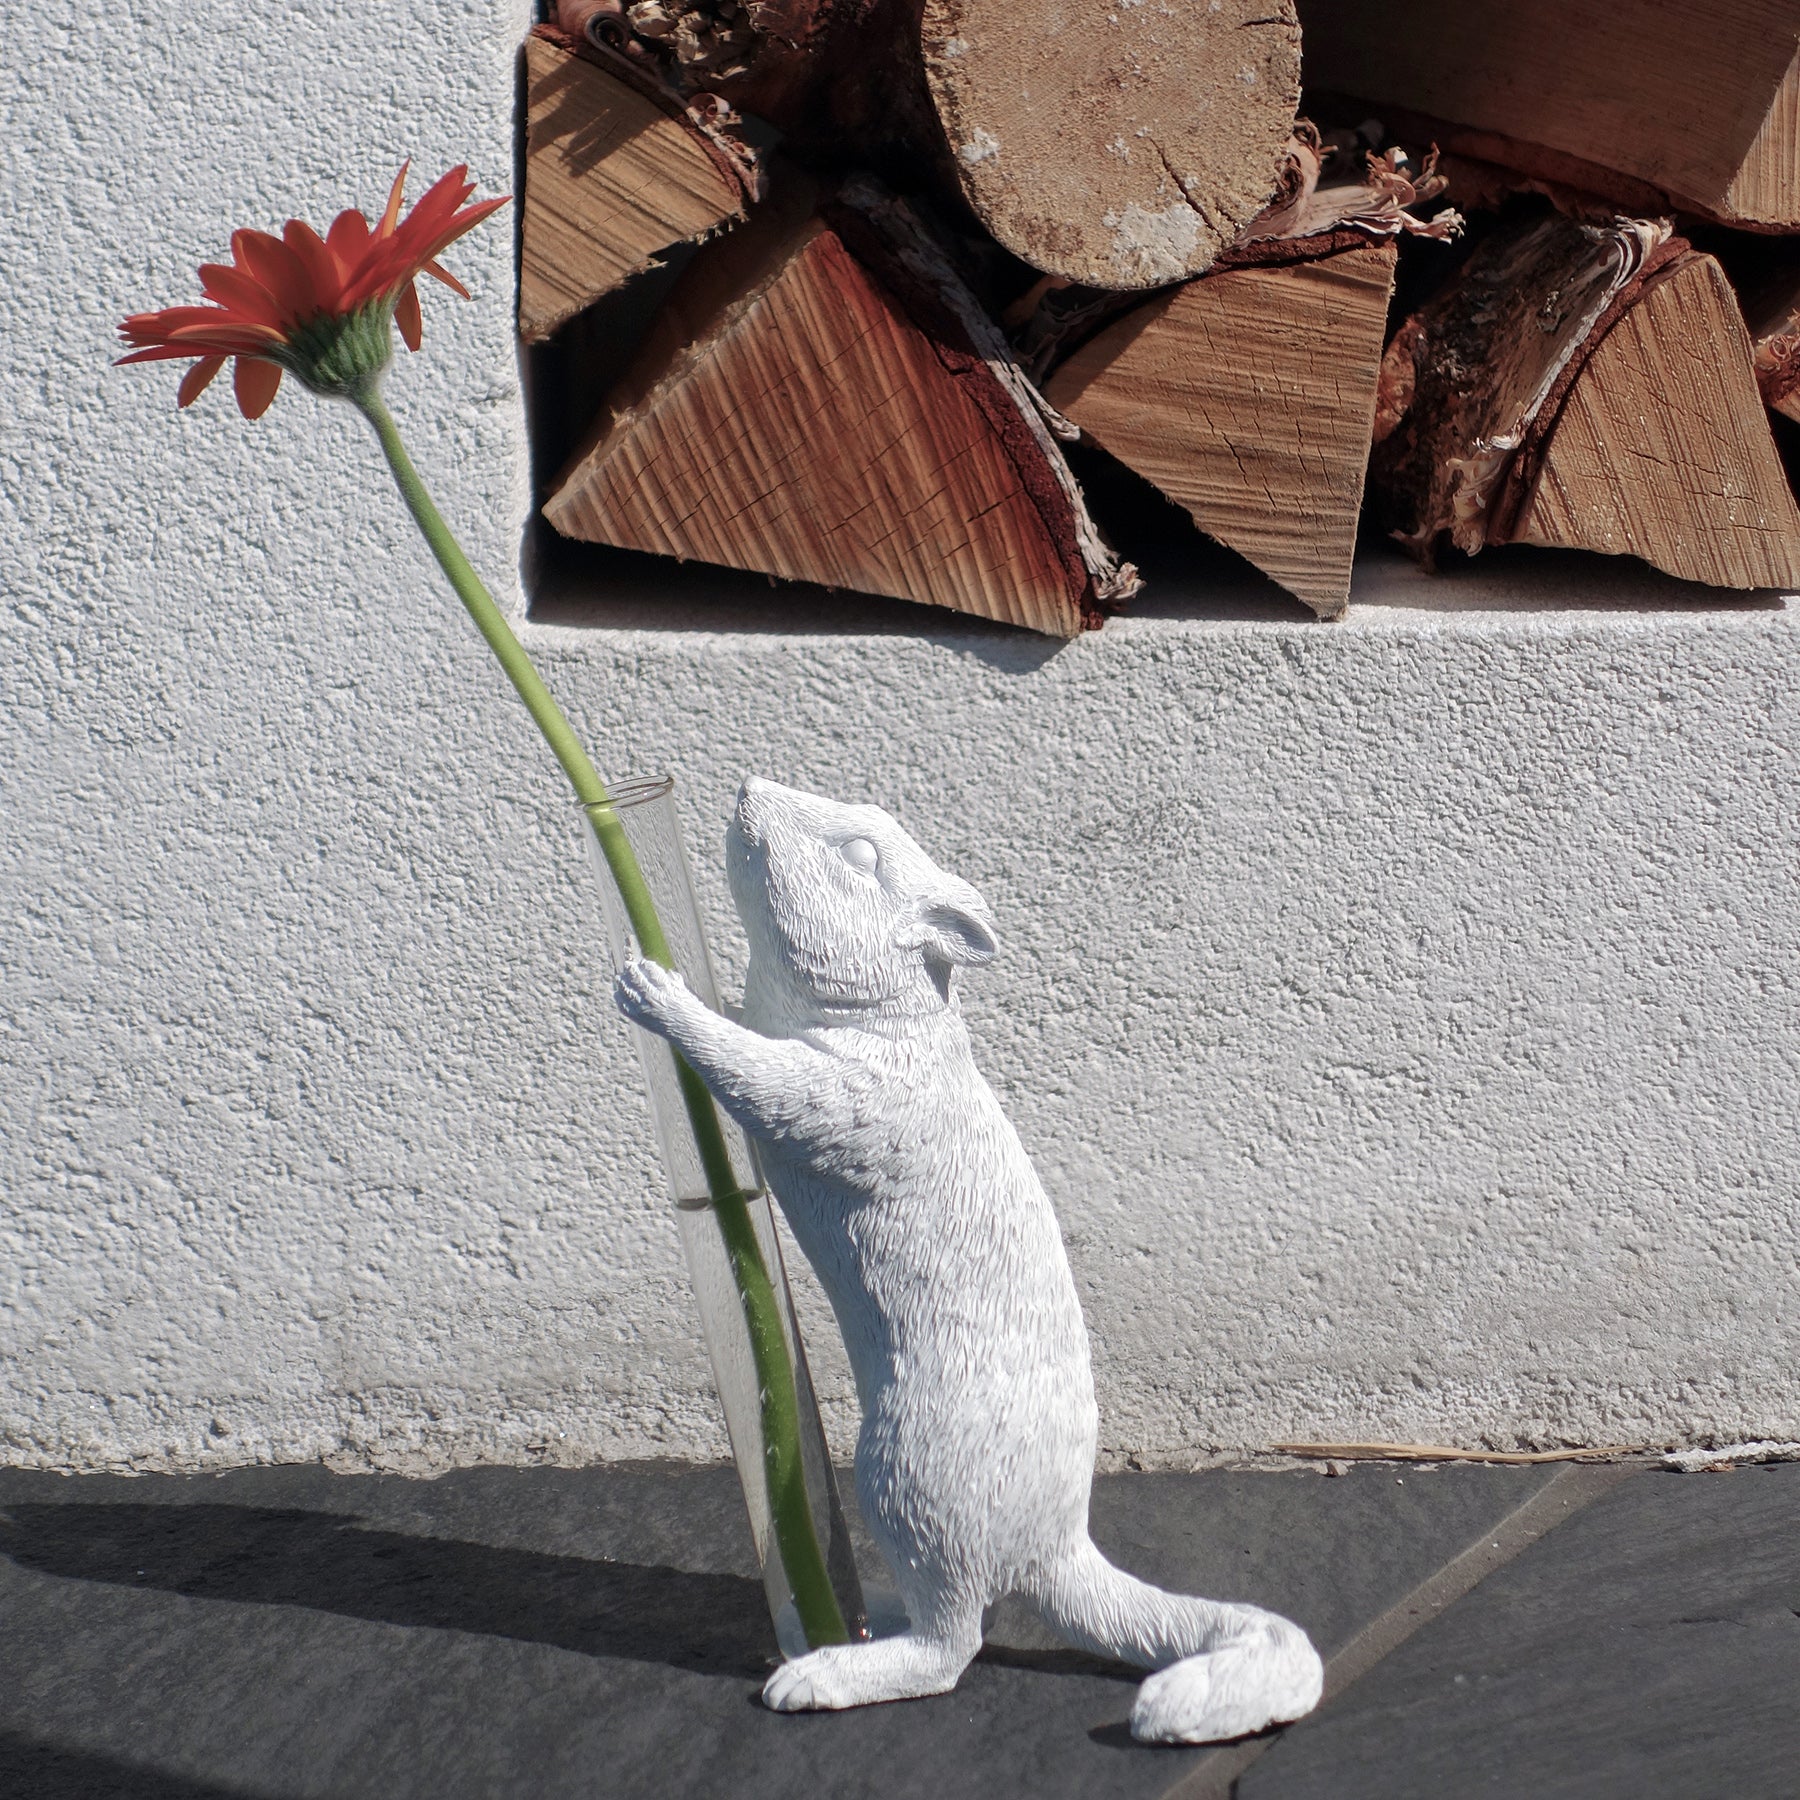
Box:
615, 776, 1323, 1745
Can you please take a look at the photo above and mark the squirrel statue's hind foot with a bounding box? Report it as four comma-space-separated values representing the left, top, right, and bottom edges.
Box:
1128, 1625, 1325, 1746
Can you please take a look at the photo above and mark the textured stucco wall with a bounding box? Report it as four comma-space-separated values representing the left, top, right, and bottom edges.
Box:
3, 0, 1796, 1472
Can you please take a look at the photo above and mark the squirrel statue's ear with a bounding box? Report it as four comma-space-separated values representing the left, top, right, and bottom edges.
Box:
908, 876, 1000, 968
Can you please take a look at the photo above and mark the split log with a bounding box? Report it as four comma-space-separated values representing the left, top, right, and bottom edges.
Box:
543, 173, 1137, 635
1373, 213, 1800, 590
1043, 238, 1398, 617
519, 28, 760, 342
1513, 257, 1800, 583
561, 0, 1302, 289
1298, 0, 1800, 228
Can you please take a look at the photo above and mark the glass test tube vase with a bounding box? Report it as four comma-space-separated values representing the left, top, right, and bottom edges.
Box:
583, 776, 865, 1656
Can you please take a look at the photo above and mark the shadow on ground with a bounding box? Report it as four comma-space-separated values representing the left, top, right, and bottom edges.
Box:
0, 1733, 253, 1800
0, 1503, 769, 1678
2, 1462, 1793, 1799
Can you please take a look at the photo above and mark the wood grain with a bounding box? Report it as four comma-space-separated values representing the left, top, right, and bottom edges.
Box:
1045, 244, 1397, 617
1723, 47, 1800, 225
520, 33, 748, 342
1517, 255, 1800, 588
543, 194, 1094, 633
1299, 0, 1800, 225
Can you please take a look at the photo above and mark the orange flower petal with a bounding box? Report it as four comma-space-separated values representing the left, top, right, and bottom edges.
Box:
395, 278, 422, 352
338, 191, 507, 313
378, 162, 410, 238
233, 356, 283, 420
282, 219, 343, 314
233, 230, 316, 323
401, 164, 473, 229
197, 262, 283, 326
177, 355, 227, 407
121, 165, 508, 410
416, 193, 509, 266
326, 207, 373, 273
116, 344, 210, 365
165, 321, 284, 354
420, 258, 470, 300
121, 303, 234, 336
119, 312, 280, 360
231, 229, 289, 282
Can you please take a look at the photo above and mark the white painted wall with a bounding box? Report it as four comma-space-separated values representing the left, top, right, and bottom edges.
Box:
3, 0, 1795, 1472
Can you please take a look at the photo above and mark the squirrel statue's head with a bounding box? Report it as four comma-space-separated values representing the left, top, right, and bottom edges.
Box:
727, 776, 999, 1015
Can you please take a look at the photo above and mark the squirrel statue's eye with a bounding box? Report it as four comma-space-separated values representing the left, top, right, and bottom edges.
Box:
840, 837, 879, 875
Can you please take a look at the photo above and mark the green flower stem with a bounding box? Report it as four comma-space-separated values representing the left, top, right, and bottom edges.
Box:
354, 384, 847, 1650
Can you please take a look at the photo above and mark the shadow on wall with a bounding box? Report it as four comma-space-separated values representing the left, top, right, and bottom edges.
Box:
522, 478, 1787, 649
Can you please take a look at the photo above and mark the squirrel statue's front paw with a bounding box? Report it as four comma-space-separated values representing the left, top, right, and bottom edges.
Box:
614, 956, 690, 1034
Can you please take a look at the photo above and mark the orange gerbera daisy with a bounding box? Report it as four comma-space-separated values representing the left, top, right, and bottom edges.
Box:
117, 163, 508, 418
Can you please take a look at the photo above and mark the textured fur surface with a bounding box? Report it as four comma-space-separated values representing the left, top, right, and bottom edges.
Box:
614, 777, 1323, 1744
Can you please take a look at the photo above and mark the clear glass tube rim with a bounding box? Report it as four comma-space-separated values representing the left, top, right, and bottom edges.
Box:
580, 774, 676, 817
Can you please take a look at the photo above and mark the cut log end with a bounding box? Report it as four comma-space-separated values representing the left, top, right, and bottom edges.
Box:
1046, 241, 1398, 616
1718, 46, 1800, 227
922, 0, 1302, 288
519, 31, 754, 342
544, 181, 1125, 635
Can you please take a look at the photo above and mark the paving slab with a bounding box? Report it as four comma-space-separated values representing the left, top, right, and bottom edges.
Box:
0, 1460, 1792, 1799
1235, 1462, 1800, 1800
0, 1459, 1546, 1799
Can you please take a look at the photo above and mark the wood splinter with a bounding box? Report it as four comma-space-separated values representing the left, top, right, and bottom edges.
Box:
1742, 262, 1800, 425
544, 172, 1137, 636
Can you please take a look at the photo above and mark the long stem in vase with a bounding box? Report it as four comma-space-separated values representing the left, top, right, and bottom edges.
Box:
354, 385, 847, 1649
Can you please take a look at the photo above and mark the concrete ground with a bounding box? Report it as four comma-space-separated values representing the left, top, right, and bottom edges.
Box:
0, 1458, 1793, 1799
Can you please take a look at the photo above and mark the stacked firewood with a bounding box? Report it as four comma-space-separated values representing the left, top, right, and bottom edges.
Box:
522, 0, 1800, 636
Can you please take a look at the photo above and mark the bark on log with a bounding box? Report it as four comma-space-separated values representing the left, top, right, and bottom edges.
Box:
1043, 238, 1398, 617
1373, 213, 1800, 590
543, 172, 1137, 634
1742, 264, 1800, 425
1298, 0, 1800, 228
520, 28, 760, 342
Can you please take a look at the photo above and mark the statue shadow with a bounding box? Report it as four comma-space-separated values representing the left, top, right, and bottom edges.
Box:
0, 1732, 257, 1800
0, 1502, 771, 1679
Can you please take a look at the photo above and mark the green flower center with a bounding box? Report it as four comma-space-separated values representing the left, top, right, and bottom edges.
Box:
277, 300, 396, 398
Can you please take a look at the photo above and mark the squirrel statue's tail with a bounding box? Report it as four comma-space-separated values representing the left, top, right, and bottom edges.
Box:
1033, 1538, 1324, 1744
